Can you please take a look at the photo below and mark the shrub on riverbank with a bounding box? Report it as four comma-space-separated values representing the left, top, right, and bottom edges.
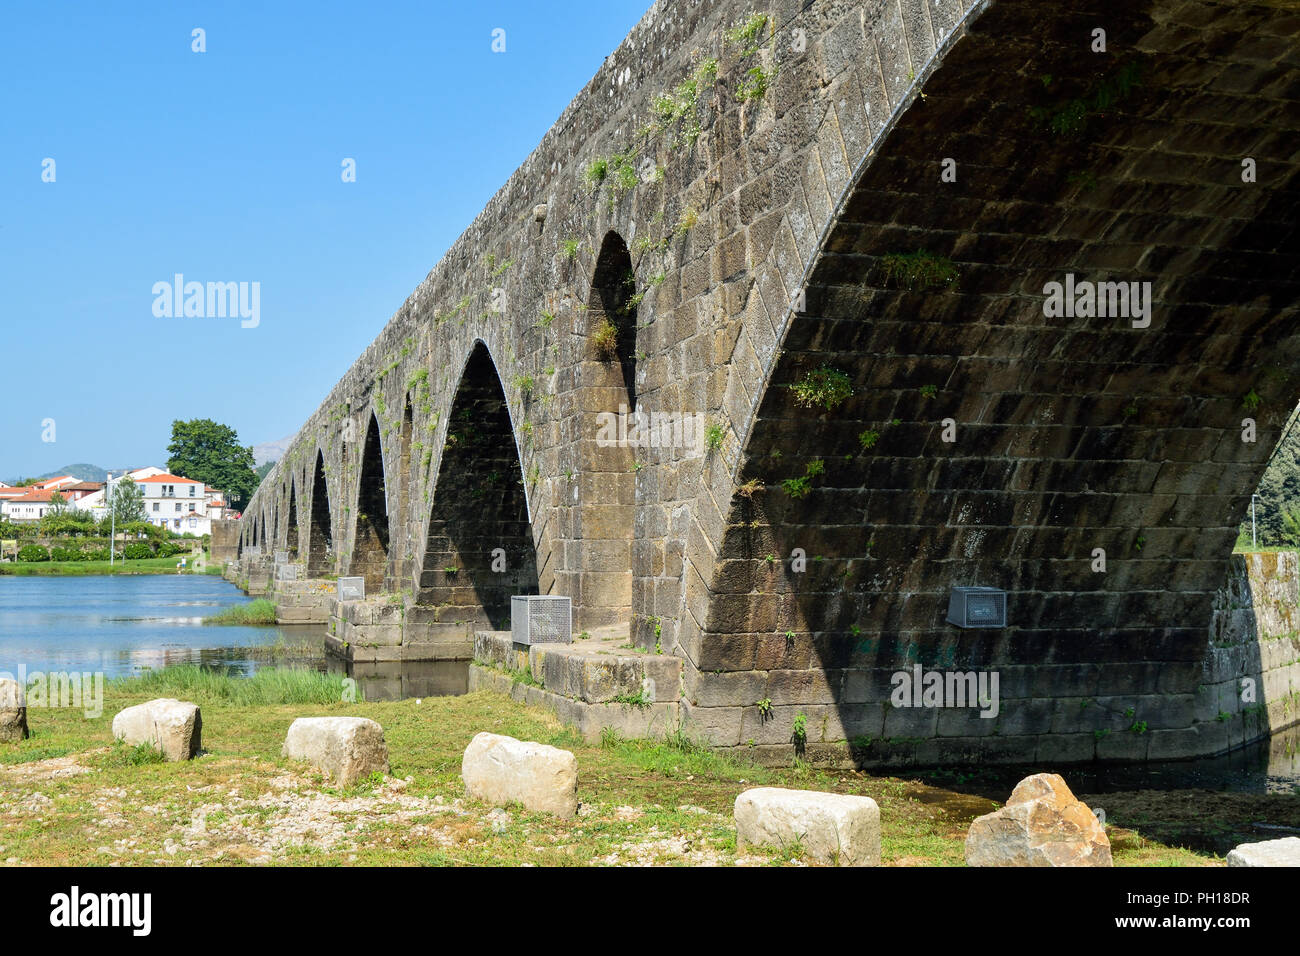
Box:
17, 544, 49, 562
202, 598, 278, 627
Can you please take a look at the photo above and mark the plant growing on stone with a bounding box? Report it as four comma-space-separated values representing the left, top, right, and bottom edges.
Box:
736, 65, 776, 102
757, 698, 773, 719
560, 240, 581, 261
705, 422, 724, 452
790, 366, 853, 411
880, 250, 960, 290
512, 373, 535, 396
592, 317, 619, 358
859, 428, 880, 450
1243, 388, 1262, 411
725, 12, 769, 57
584, 157, 609, 187
791, 712, 807, 751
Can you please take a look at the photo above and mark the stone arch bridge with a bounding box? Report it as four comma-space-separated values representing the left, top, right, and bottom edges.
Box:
227, 0, 1300, 766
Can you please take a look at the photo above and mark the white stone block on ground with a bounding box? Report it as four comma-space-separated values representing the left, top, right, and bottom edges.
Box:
965, 772, 1111, 867
461, 732, 578, 818
734, 786, 881, 866
1227, 836, 1300, 867
282, 716, 389, 787
0, 677, 28, 743
112, 698, 201, 761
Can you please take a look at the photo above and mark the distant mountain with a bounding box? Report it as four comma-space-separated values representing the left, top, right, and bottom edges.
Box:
4, 462, 109, 484
252, 434, 296, 468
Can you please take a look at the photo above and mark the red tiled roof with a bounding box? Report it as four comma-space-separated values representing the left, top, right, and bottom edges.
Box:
5, 489, 61, 503
136, 474, 200, 484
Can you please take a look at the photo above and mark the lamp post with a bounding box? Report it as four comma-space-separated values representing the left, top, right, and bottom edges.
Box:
106, 473, 117, 566
1251, 493, 1261, 549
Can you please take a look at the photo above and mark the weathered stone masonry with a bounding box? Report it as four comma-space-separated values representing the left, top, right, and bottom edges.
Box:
232, 0, 1300, 765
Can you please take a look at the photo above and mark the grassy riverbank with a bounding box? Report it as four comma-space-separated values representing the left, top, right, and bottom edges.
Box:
0, 669, 1238, 867
203, 598, 278, 626
0, 553, 217, 576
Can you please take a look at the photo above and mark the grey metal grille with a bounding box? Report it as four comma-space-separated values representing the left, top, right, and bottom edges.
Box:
511, 595, 572, 645
946, 587, 1007, 629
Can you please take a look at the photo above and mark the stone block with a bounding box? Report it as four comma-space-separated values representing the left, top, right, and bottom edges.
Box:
734, 787, 881, 866
461, 732, 578, 818
0, 677, 28, 743
112, 699, 202, 762
1227, 837, 1300, 867
282, 716, 389, 786
966, 773, 1111, 867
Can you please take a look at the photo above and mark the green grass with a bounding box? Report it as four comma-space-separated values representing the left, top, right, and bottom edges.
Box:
111, 664, 348, 706
203, 598, 278, 626
0, 553, 213, 576
0, 675, 1224, 868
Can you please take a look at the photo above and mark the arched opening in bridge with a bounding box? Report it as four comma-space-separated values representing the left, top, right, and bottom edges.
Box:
588, 230, 638, 412
393, 395, 414, 588
568, 231, 637, 630
285, 481, 299, 558
349, 413, 391, 592
416, 342, 539, 632
307, 450, 333, 577
692, 0, 1300, 764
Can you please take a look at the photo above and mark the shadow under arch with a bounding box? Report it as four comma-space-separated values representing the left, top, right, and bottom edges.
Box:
285, 480, 299, 559
413, 340, 539, 634
307, 449, 334, 577
349, 412, 391, 592
696, 0, 1300, 766
569, 230, 639, 629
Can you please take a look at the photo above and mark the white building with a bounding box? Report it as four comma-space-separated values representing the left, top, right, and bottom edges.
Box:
0, 488, 63, 522
75, 467, 228, 535
136, 473, 223, 535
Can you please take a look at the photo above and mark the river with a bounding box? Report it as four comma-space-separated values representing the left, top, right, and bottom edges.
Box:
0, 574, 466, 699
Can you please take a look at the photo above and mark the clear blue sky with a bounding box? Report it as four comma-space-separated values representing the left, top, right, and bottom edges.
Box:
1, 0, 649, 479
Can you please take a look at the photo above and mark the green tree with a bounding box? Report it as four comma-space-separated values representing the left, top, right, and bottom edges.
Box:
165, 418, 258, 508
107, 477, 147, 525
1240, 403, 1300, 547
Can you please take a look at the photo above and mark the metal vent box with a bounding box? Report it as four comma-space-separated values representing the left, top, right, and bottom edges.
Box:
275, 563, 299, 581
338, 576, 366, 601
274, 550, 289, 564
511, 595, 572, 646
947, 587, 1007, 629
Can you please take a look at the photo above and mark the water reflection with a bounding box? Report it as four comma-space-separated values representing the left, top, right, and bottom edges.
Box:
323, 658, 469, 702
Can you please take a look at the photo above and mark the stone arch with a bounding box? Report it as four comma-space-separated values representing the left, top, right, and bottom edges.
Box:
569, 231, 639, 629
413, 340, 539, 634
348, 412, 391, 592
392, 394, 415, 590
690, 0, 1300, 763
285, 480, 299, 559
307, 449, 334, 577
588, 230, 639, 411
